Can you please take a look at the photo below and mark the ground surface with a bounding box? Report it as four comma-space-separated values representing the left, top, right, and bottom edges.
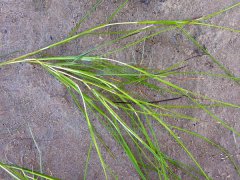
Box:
0, 0, 240, 179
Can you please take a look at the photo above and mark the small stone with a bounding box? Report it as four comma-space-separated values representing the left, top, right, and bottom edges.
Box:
140, 0, 150, 5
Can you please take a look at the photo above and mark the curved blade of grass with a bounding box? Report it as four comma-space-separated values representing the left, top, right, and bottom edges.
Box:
40, 63, 109, 178
84, 142, 93, 180
91, 90, 147, 179
0, 162, 58, 180
193, 22, 240, 33
61, 74, 109, 179
0, 164, 23, 180
196, 2, 240, 21
78, 89, 108, 179
68, 0, 104, 37
106, 0, 129, 23
62, 69, 146, 179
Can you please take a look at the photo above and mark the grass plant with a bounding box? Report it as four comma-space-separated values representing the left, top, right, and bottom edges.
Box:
0, 1, 240, 179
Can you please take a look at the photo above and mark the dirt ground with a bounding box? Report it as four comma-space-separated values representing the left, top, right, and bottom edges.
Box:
0, 0, 240, 179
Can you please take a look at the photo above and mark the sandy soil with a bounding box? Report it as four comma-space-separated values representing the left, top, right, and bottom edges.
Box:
0, 0, 240, 179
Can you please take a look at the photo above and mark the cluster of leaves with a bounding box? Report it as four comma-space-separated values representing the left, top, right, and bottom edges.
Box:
0, 1, 240, 179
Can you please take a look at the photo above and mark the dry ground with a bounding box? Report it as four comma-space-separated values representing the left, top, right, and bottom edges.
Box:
0, 0, 240, 179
